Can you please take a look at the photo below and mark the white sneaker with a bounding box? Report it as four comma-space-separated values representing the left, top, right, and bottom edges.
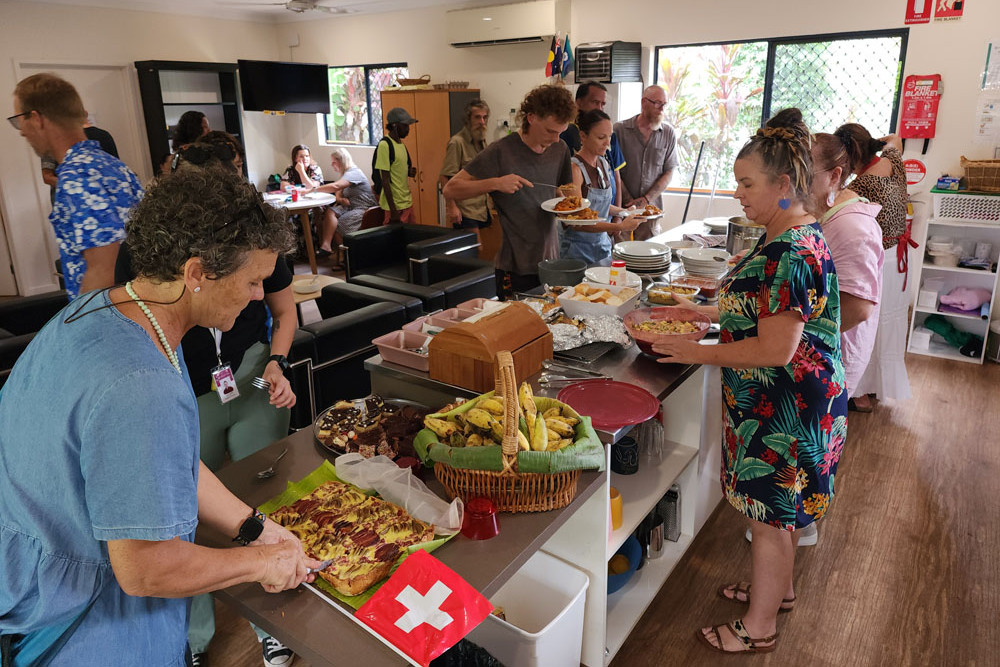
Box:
261, 636, 294, 667
745, 522, 818, 546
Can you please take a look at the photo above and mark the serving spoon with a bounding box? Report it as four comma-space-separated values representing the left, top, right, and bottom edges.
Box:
256, 448, 288, 480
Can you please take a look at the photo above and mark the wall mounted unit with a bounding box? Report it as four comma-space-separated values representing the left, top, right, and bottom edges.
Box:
574, 41, 642, 83
446, 0, 555, 48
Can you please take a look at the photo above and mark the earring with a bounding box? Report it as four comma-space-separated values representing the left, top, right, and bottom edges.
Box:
778, 197, 791, 210
826, 191, 836, 207
193, 286, 201, 293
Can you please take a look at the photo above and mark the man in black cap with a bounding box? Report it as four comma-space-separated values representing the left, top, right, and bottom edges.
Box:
375, 107, 418, 223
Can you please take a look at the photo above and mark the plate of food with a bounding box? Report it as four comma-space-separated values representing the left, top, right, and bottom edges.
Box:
557, 208, 606, 225
644, 284, 701, 306
313, 395, 431, 459
631, 203, 664, 221
541, 196, 591, 215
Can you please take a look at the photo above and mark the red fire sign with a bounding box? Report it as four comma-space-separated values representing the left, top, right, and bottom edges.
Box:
934, 0, 965, 21
905, 0, 932, 24
903, 159, 927, 185
900, 74, 941, 140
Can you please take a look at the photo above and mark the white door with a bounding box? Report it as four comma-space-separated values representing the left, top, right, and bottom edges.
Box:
15, 62, 150, 290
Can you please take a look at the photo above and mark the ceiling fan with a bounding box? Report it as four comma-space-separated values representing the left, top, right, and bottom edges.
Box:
218, 0, 352, 15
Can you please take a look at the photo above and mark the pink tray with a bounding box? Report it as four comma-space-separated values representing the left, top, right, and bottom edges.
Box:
402, 313, 461, 333
371, 330, 432, 371
456, 297, 491, 311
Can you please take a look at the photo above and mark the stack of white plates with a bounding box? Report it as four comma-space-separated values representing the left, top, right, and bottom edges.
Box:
678, 247, 731, 277
704, 217, 731, 234
612, 241, 672, 276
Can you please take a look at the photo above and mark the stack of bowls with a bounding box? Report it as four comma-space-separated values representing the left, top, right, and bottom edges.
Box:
678, 247, 731, 277
926, 235, 959, 267
612, 241, 672, 276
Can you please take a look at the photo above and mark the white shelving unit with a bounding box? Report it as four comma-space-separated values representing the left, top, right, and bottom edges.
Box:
907, 192, 1000, 364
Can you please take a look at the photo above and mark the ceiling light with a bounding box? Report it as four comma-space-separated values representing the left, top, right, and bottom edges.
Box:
482, 17, 492, 21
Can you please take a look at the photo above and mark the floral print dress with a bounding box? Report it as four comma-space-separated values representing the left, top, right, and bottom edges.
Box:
718, 223, 847, 529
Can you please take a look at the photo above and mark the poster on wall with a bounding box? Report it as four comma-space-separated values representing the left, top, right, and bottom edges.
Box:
905, 0, 932, 24
934, 0, 965, 22
900, 75, 942, 140
903, 159, 927, 185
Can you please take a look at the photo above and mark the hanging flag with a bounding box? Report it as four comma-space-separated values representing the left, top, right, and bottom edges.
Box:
552, 34, 563, 80
562, 34, 574, 79
545, 34, 557, 77
355, 550, 493, 667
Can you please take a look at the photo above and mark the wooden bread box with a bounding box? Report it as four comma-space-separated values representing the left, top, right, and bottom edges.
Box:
428, 302, 552, 392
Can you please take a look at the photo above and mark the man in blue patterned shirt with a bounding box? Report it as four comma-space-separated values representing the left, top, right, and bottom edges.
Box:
11, 73, 143, 298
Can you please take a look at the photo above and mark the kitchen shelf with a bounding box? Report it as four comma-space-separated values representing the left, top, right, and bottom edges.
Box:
907, 338, 982, 363
928, 218, 1000, 229
605, 532, 694, 659
920, 262, 996, 276
913, 305, 988, 322
609, 439, 698, 555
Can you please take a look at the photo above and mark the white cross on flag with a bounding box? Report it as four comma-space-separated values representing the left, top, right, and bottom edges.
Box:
355, 550, 493, 666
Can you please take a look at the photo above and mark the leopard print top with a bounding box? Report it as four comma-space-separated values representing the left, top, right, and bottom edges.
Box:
847, 146, 907, 249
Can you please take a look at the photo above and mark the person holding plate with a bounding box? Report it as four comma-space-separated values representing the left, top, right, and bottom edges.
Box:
561, 110, 640, 265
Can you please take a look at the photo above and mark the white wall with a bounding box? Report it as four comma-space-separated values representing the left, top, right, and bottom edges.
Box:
0, 1, 280, 294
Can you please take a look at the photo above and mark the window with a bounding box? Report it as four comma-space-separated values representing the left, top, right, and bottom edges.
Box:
654, 30, 907, 193
325, 63, 408, 145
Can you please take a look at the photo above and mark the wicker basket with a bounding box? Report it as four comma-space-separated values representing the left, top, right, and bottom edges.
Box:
433, 351, 582, 512
396, 75, 431, 86
961, 156, 1000, 193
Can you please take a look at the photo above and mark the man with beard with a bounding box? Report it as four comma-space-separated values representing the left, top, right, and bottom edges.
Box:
615, 85, 678, 239
375, 107, 418, 223
12, 73, 143, 298
440, 99, 491, 242
443, 84, 575, 296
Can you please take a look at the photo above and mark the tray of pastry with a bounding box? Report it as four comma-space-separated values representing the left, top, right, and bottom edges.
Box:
313, 395, 431, 459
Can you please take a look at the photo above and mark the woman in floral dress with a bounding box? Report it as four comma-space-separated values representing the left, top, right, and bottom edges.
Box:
654, 108, 847, 654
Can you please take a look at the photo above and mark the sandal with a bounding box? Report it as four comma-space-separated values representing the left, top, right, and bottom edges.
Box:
718, 582, 795, 612
696, 619, 777, 654
848, 396, 875, 413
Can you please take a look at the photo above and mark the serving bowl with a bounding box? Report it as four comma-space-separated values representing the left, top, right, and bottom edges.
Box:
623, 306, 712, 357
538, 259, 587, 287
644, 284, 701, 306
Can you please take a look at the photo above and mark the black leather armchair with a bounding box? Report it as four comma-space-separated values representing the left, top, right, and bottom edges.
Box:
285, 297, 409, 430
348, 255, 496, 310
0, 290, 69, 375
340, 224, 479, 283
317, 282, 424, 321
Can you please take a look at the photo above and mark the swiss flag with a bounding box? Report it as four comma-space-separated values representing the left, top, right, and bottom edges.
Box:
355, 550, 493, 667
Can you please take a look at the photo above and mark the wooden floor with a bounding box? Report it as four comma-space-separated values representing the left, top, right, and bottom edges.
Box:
208, 353, 1000, 667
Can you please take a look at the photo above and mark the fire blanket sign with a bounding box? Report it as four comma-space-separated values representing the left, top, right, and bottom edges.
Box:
934, 0, 965, 21
900, 75, 942, 140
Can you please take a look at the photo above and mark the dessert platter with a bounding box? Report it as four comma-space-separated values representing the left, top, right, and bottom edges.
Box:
313, 394, 430, 459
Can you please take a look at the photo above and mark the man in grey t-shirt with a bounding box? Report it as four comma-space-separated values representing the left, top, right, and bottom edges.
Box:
615, 85, 679, 240
443, 84, 576, 297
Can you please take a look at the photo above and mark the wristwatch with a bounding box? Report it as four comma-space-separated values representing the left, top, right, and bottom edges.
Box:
233, 508, 266, 546
268, 354, 291, 372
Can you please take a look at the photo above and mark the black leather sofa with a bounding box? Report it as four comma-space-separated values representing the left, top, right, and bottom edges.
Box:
340, 224, 480, 283
348, 255, 496, 311
0, 291, 69, 386
285, 296, 409, 430
316, 282, 424, 320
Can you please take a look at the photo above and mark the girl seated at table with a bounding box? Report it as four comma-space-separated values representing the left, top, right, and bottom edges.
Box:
280, 144, 324, 190
560, 110, 640, 265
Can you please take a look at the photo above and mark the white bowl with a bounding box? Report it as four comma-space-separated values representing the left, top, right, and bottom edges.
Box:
584, 267, 642, 288
614, 241, 670, 258
679, 248, 731, 263
292, 279, 322, 294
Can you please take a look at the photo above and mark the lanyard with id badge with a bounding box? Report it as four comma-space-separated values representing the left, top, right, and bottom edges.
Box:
209, 328, 240, 404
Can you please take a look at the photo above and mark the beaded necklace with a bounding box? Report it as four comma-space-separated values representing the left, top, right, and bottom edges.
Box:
125, 281, 182, 374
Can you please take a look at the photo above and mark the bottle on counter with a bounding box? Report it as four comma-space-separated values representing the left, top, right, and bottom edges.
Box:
608, 260, 626, 287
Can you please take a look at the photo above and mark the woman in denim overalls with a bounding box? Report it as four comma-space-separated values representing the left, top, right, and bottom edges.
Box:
560, 110, 639, 264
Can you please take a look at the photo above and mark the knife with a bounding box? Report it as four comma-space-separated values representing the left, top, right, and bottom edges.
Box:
307, 559, 333, 574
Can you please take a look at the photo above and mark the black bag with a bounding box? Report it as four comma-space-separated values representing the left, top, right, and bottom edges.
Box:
371, 136, 411, 197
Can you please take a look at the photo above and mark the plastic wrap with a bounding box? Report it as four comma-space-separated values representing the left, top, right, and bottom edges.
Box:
335, 453, 463, 534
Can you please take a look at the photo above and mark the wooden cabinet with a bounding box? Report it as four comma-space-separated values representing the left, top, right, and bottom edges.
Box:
379, 89, 481, 226
134, 60, 244, 176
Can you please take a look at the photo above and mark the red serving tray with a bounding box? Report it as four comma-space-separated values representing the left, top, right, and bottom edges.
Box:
557, 380, 658, 430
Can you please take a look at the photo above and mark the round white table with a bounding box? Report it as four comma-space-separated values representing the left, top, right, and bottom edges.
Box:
264, 192, 337, 274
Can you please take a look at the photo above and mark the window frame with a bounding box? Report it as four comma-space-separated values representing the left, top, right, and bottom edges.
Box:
654, 28, 909, 194
324, 61, 408, 147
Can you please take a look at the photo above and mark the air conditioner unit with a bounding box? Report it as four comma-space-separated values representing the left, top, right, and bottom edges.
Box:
575, 41, 642, 83
446, 0, 555, 48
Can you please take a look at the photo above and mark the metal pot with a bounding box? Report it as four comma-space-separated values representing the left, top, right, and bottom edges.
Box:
726, 216, 765, 256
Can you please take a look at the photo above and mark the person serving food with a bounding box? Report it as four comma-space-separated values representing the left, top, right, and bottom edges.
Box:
0, 169, 321, 666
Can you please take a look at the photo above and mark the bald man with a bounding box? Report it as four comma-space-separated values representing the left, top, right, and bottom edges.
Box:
614, 85, 678, 239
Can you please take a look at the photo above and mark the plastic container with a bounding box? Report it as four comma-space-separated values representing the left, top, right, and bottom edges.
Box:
608, 260, 626, 287
557, 283, 641, 318
917, 288, 939, 309
467, 550, 589, 667
371, 330, 431, 371
607, 534, 641, 594
910, 326, 932, 350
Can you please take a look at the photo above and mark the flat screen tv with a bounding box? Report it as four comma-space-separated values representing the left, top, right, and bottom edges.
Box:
238, 59, 330, 114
